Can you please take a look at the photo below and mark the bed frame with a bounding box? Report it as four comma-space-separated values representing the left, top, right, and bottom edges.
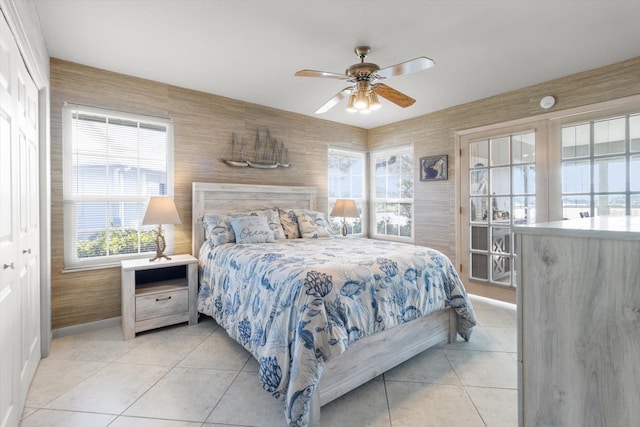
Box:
191, 182, 457, 425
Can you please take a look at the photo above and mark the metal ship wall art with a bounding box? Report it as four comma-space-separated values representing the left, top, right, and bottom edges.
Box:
222, 129, 290, 169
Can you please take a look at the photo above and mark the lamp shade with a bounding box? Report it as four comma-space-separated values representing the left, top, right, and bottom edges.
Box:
330, 199, 360, 218
142, 196, 182, 225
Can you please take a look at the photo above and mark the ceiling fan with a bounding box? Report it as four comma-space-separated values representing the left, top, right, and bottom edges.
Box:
294, 46, 435, 114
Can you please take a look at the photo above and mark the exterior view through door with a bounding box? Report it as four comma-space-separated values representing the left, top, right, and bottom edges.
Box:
460, 123, 548, 296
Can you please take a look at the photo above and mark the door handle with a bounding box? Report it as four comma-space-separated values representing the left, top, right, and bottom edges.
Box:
22, 248, 31, 254
3, 263, 15, 270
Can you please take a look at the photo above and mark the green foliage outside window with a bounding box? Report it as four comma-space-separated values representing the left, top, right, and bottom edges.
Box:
77, 229, 156, 258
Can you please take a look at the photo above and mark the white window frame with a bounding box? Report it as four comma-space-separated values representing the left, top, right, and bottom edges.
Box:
62, 103, 175, 270
369, 144, 414, 242
327, 147, 367, 236
556, 110, 640, 219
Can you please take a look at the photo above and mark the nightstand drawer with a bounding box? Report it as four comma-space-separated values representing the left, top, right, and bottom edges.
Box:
136, 288, 188, 321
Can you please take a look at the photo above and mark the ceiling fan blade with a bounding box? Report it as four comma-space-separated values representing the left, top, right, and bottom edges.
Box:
372, 83, 416, 108
315, 87, 353, 114
376, 57, 435, 79
295, 69, 348, 80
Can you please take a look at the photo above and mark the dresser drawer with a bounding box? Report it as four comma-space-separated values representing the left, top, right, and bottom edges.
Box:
136, 288, 188, 321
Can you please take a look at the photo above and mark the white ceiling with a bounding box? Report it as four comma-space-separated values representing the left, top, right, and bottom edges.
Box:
34, 0, 640, 129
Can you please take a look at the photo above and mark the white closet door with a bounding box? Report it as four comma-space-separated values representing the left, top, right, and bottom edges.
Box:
0, 11, 21, 427
16, 43, 40, 403
0, 11, 40, 427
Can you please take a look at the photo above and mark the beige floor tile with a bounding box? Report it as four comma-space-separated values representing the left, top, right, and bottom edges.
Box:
484, 326, 517, 353
177, 331, 251, 371
48, 334, 145, 362
206, 371, 286, 426
150, 316, 218, 338
20, 409, 116, 427
385, 348, 460, 385
25, 358, 107, 407
124, 367, 237, 422
241, 355, 260, 372
466, 386, 518, 427
110, 417, 202, 427
115, 334, 206, 367
20, 406, 38, 419
437, 326, 505, 352
443, 349, 517, 389
318, 376, 390, 427
45, 363, 169, 414
386, 381, 485, 427
473, 306, 517, 329
202, 424, 255, 427
69, 325, 140, 342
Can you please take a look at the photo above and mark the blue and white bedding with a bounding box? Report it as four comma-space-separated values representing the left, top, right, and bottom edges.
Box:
198, 238, 476, 426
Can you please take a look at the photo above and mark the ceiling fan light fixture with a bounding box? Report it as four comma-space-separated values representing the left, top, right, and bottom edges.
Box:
354, 89, 368, 110
346, 94, 358, 113
296, 46, 432, 115
368, 90, 381, 110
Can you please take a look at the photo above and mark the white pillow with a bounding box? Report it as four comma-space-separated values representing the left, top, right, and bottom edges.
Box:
229, 215, 275, 244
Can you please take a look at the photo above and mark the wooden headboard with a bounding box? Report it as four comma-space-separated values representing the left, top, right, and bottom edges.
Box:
192, 182, 317, 256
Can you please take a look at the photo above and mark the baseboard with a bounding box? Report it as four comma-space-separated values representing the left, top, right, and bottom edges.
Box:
52, 316, 121, 339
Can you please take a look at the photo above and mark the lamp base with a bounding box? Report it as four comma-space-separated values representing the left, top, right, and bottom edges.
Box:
341, 219, 348, 237
149, 225, 171, 262
149, 253, 171, 262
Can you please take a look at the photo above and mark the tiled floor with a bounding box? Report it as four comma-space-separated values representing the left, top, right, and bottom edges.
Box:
21, 295, 517, 427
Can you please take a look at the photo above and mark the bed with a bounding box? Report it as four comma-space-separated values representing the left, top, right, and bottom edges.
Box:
192, 182, 476, 426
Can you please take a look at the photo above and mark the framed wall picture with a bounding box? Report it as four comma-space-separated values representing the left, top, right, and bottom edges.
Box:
420, 155, 448, 181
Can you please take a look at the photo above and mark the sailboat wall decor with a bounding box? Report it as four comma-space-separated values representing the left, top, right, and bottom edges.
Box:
222, 133, 248, 167
222, 128, 290, 169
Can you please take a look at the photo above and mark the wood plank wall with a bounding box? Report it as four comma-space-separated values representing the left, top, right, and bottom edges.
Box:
51, 56, 640, 329
370, 56, 640, 262
50, 58, 367, 329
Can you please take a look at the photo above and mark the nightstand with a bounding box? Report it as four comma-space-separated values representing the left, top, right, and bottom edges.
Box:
121, 254, 198, 340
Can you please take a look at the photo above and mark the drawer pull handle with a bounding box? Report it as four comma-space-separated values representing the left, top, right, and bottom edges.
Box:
156, 296, 172, 302
3, 263, 14, 270
22, 248, 31, 254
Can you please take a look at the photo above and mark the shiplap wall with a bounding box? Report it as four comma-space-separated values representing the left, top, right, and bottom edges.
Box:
50, 58, 367, 329
51, 56, 640, 328
370, 57, 640, 264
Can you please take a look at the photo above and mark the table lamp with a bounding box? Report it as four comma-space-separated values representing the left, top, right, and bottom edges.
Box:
141, 196, 182, 261
330, 199, 360, 237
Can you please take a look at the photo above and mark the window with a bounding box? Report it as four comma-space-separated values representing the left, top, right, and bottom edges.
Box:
370, 145, 414, 241
561, 112, 640, 219
63, 104, 174, 269
327, 148, 365, 235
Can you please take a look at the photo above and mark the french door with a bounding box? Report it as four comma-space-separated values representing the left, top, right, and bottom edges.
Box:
460, 122, 548, 291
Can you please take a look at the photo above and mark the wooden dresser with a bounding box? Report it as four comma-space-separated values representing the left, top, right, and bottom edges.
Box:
514, 216, 640, 427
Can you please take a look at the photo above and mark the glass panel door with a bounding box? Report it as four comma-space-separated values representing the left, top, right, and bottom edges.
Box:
465, 131, 537, 288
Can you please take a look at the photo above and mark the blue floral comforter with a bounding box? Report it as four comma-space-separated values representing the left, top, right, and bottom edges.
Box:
198, 238, 476, 426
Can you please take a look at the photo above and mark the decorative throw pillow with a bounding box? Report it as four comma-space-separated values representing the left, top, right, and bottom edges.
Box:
255, 207, 286, 240
279, 208, 300, 239
229, 215, 275, 244
202, 213, 235, 246
297, 210, 333, 239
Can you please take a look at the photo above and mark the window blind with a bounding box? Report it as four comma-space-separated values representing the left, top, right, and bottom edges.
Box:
327, 147, 366, 235
63, 104, 174, 269
370, 144, 414, 241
